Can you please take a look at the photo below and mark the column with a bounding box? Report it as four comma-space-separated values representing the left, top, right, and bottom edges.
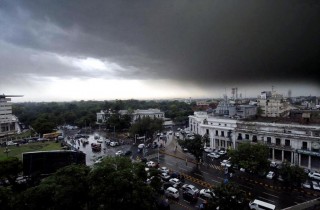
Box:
272, 148, 275, 160
281, 150, 284, 162
291, 152, 294, 164
298, 154, 301, 166
308, 156, 311, 169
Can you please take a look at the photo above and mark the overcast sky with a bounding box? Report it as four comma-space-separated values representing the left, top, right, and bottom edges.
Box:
1, 0, 319, 102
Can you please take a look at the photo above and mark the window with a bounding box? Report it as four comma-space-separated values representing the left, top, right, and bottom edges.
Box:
267, 137, 271, 144
276, 138, 281, 145
215, 130, 218, 136
221, 131, 224, 137
245, 134, 249, 140
285, 139, 290, 147
237, 133, 242, 140
252, 135, 257, 142
206, 129, 209, 135
302, 141, 308, 150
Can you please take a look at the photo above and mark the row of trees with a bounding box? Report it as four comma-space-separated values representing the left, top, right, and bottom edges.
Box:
0, 156, 165, 210
13, 100, 194, 135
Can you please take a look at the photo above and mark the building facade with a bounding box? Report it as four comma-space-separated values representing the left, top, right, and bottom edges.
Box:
0, 95, 20, 139
189, 112, 320, 170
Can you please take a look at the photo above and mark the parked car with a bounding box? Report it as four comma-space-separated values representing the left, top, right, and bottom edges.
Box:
165, 187, 179, 199
270, 161, 278, 168
204, 147, 213, 153
218, 149, 227, 155
266, 171, 275, 179
138, 143, 145, 149
312, 181, 320, 190
220, 159, 231, 168
309, 172, 320, 180
146, 161, 156, 168
181, 184, 199, 195
207, 152, 220, 159
183, 190, 198, 203
160, 173, 171, 181
169, 178, 181, 188
200, 189, 215, 199
6, 141, 17, 146
159, 166, 169, 174
110, 141, 119, 147
302, 181, 311, 189
115, 150, 124, 156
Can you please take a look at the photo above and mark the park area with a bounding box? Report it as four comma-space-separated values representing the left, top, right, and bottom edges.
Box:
0, 141, 62, 160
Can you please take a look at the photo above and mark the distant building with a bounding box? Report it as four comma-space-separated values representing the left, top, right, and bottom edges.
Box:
257, 90, 293, 117
214, 95, 257, 119
96, 108, 165, 124
0, 94, 22, 139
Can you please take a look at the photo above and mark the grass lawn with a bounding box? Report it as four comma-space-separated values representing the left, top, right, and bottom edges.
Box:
0, 141, 62, 160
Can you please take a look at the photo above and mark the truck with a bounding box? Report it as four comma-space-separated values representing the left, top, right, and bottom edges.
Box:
43, 132, 62, 140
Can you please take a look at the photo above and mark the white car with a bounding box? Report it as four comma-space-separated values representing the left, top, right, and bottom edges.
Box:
266, 171, 275, 179
207, 152, 220, 159
218, 150, 227, 155
220, 160, 231, 167
308, 172, 320, 180
146, 161, 156, 167
138, 143, 145, 149
159, 166, 169, 174
181, 184, 199, 195
115, 150, 123, 156
160, 173, 171, 181
204, 147, 214, 153
302, 181, 311, 189
270, 161, 278, 168
312, 181, 320, 190
169, 178, 181, 187
110, 141, 119, 147
200, 189, 215, 199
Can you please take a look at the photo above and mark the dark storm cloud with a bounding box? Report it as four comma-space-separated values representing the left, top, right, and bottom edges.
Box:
1, 0, 319, 87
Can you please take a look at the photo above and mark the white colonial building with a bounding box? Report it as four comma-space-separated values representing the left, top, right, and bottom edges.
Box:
189, 111, 320, 170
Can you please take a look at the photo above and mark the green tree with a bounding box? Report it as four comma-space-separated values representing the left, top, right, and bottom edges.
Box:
88, 157, 156, 210
178, 134, 204, 164
279, 162, 307, 187
228, 142, 269, 175
207, 182, 247, 210
129, 117, 163, 139
15, 164, 90, 210
0, 157, 22, 187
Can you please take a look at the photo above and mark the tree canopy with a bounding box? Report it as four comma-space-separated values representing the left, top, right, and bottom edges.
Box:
178, 134, 204, 163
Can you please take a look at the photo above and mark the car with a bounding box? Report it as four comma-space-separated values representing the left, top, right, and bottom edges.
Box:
218, 149, 227, 155
181, 184, 199, 195
146, 161, 156, 167
160, 173, 171, 181
204, 147, 213, 153
159, 166, 169, 174
266, 171, 275, 179
270, 161, 278, 168
169, 178, 181, 188
97, 139, 103, 143
302, 181, 311, 189
309, 172, 320, 180
207, 152, 220, 159
124, 150, 132, 156
220, 160, 231, 167
277, 175, 284, 182
169, 131, 173, 135
200, 189, 215, 199
110, 141, 119, 147
6, 141, 17, 146
312, 181, 320, 190
182, 147, 188, 152
138, 143, 145, 149
165, 187, 179, 199
115, 150, 123, 156
183, 190, 198, 203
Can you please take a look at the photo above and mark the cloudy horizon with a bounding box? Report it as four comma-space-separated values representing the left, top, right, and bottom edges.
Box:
1, 1, 319, 102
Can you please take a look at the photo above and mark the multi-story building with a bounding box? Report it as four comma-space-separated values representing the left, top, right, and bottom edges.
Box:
189, 111, 320, 170
257, 90, 293, 117
0, 94, 21, 139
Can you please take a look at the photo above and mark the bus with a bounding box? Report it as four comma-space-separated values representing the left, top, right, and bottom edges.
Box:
43, 132, 62, 140
249, 199, 276, 210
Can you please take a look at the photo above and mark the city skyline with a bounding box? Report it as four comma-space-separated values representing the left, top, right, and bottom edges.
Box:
1, 1, 319, 102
